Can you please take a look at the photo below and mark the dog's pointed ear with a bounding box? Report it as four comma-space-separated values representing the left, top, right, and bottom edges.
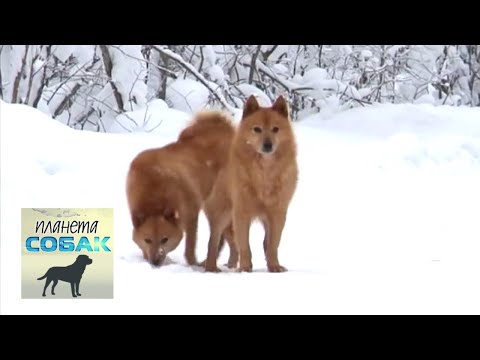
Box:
243, 95, 260, 119
163, 207, 180, 224
132, 213, 145, 228
272, 95, 289, 118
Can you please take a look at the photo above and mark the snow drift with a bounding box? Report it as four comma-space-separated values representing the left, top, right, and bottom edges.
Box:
1, 99, 480, 315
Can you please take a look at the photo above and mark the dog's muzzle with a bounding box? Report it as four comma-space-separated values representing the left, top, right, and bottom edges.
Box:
261, 141, 273, 154
150, 248, 166, 267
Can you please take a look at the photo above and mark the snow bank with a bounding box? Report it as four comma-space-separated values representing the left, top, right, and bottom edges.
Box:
2, 99, 480, 314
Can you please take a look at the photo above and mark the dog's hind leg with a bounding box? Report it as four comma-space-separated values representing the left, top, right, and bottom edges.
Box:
70, 283, 77, 297
203, 182, 232, 272
204, 208, 231, 272
75, 282, 81, 296
51, 279, 58, 295
42, 278, 52, 297
204, 219, 230, 272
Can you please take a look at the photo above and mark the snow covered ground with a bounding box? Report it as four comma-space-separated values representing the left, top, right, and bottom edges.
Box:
1, 100, 480, 314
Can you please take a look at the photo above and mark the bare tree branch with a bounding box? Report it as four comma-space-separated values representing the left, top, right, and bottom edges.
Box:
262, 45, 279, 62
46, 61, 91, 105
78, 90, 138, 126
146, 118, 163, 133
110, 45, 177, 100
240, 57, 313, 93
110, 45, 176, 76
53, 83, 81, 118
73, 107, 96, 128
151, 45, 236, 113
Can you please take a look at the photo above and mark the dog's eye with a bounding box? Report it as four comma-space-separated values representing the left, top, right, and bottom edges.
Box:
160, 237, 168, 245
145, 238, 152, 244
272, 126, 279, 133
253, 126, 262, 133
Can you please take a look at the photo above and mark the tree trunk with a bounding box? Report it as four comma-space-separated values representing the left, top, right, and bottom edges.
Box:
32, 45, 52, 108
248, 45, 262, 84
99, 45, 125, 112
158, 51, 169, 100
11, 45, 30, 103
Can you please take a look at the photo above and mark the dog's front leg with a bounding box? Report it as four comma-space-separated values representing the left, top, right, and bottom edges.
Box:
265, 209, 287, 272
76, 281, 81, 296
261, 218, 270, 259
234, 209, 252, 273
184, 212, 199, 266
223, 224, 238, 269
70, 283, 77, 297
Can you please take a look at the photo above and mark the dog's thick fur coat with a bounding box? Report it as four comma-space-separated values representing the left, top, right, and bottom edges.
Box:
126, 111, 236, 266
204, 95, 298, 272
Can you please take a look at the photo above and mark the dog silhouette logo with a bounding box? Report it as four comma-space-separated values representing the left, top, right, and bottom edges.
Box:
37, 255, 93, 298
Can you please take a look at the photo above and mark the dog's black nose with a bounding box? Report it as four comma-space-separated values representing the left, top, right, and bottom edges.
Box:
150, 253, 166, 267
150, 258, 160, 267
262, 141, 273, 153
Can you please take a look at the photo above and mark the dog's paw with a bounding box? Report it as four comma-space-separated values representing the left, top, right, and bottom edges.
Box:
267, 264, 287, 273
73, 295, 77, 298
77, 294, 82, 296
237, 265, 252, 273
225, 260, 238, 269
204, 265, 222, 273
185, 256, 199, 266
42, 294, 46, 297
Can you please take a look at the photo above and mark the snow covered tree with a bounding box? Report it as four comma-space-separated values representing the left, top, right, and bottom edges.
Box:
1, 45, 479, 132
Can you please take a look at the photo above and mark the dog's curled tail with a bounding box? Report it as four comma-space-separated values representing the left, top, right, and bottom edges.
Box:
179, 111, 235, 141
37, 273, 47, 280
